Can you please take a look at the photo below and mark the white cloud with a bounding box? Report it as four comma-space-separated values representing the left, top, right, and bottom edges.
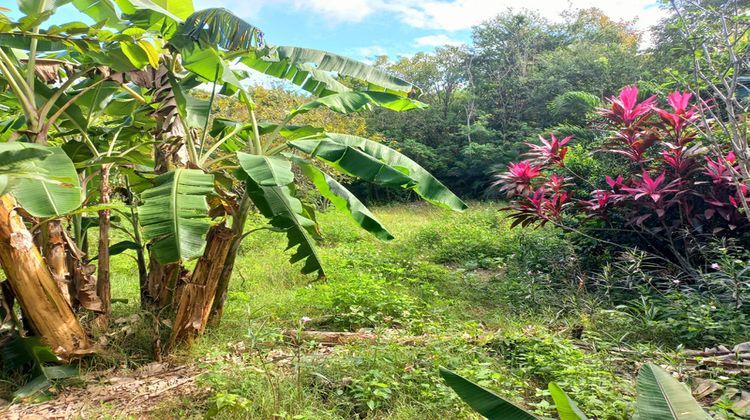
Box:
354, 45, 388, 57
388, 0, 668, 32
291, 0, 375, 22
414, 34, 464, 47
197, 0, 668, 33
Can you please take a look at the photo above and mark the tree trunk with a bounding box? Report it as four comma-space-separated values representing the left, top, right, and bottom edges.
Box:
45, 220, 72, 306
143, 259, 182, 310
0, 195, 90, 359
97, 164, 112, 316
208, 193, 251, 326
167, 224, 233, 350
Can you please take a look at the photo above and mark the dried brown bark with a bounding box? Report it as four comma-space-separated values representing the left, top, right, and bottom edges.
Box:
143, 259, 184, 310
45, 220, 72, 305
166, 224, 233, 350
0, 195, 90, 358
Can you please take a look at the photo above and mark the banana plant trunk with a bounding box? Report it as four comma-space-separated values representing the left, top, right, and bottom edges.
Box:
96, 164, 112, 316
167, 224, 233, 350
208, 193, 252, 325
0, 195, 90, 358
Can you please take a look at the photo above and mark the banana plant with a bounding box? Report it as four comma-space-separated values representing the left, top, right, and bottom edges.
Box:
439, 364, 710, 419
1, 0, 468, 353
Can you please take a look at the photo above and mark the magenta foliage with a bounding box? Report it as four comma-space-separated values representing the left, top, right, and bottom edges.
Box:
496, 85, 748, 235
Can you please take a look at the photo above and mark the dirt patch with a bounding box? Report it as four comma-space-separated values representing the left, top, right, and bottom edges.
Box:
0, 362, 206, 419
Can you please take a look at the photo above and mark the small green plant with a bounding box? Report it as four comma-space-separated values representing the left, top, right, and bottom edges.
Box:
0, 335, 78, 399
439, 363, 710, 419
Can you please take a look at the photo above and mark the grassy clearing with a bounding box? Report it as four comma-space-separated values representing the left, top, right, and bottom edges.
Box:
2, 203, 747, 418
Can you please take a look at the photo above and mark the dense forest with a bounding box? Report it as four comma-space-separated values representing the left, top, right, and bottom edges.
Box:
1, 0, 749, 418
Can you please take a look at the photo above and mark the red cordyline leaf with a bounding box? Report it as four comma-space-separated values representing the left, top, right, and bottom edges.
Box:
621, 170, 680, 203
525, 134, 572, 166
493, 160, 543, 196
654, 91, 698, 146
599, 85, 657, 126
581, 190, 612, 213
704, 151, 738, 184
545, 174, 570, 193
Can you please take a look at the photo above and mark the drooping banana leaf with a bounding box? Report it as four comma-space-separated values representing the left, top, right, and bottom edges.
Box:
236, 154, 323, 276
548, 383, 588, 420
178, 8, 264, 51
5, 143, 82, 217
439, 367, 537, 420
288, 138, 416, 187
636, 364, 710, 420
292, 156, 393, 241
247, 45, 419, 97
237, 152, 294, 187
290, 91, 426, 117
321, 134, 467, 211
138, 168, 214, 263
245, 180, 324, 276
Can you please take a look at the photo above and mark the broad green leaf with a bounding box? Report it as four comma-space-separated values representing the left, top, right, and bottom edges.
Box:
288, 138, 416, 187
324, 134, 467, 211
439, 367, 537, 420
137, 39, 160, 68
237, 152, 294, 187
17, 0, 66, 17
242, 176, 323, 276
89, 240, 141, 261
290, 91, 426, 118
258, 46, 418, 96
549, 383, 588, 420
7, 144, 82, 217
71, 0, 125, 29
168, 74, 210, 129
636, 364, 710, 420
240, 54, 350, 97
0, 144, 52, 195
120, 41, 150, 68
138, 168, 214, 263
293, 156, 394, 241
178, 8, 263, 51
115, 0, 188, 22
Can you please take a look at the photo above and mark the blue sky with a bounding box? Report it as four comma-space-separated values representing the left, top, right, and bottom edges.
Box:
6, 0, 668, 60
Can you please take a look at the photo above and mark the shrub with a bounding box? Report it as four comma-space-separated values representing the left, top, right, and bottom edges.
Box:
496, 85, 750, 276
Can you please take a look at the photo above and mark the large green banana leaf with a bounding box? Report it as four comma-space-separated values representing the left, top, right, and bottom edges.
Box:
250, 46, 418, 96
236, 152, 323, 276
636, 364, 710, 420
290, 91, 426, 117
439, 367, 537, 420
5, 143, 82, 217
138, 168, 214, 263
292, 134, 467, 211
245, 181, 323, 276
237, 153, 294, 187
0, 144, 53, 195
288, 138, 416, 187
548, 383, 588, 420
178, 8, 264, 51
292, 156, 393, 241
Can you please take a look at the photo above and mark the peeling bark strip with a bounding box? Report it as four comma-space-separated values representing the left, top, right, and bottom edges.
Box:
0, 195, 90, 358
45, 220, 72, 306
167, 225, 233, 350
